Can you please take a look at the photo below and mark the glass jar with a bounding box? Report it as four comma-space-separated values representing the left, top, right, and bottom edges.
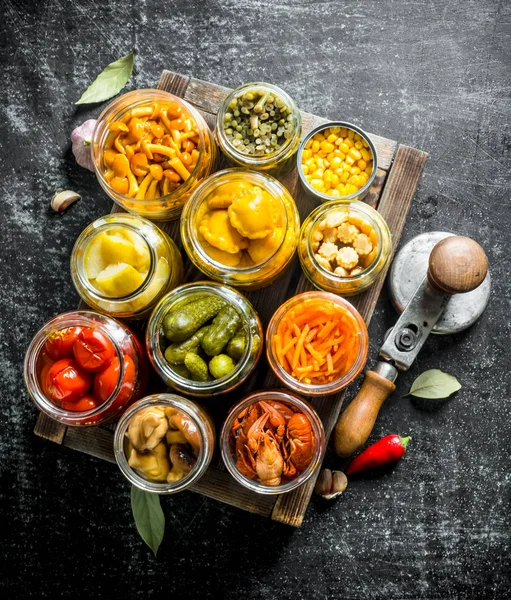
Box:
298, 200, 392, 295
220, 390, 326, 495
24, 311, 148, 427
216, 82, 301, 176
297, 121, 378, 203
180, 168, 300, 290
114, 393, 215, 494
91, 89, 217, 221
71, 213, 183, 319
146, 282, 262, 397
266, 291, 368, 396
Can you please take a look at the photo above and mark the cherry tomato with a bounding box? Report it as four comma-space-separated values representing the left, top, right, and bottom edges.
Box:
61, 393, 100, 412
46, 358, 92, 403
44, 327, 83, 361
73, 328, 115, 372
93, 355, 135, 405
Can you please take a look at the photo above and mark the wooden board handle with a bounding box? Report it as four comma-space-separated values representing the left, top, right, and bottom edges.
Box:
334, 370, 396, 457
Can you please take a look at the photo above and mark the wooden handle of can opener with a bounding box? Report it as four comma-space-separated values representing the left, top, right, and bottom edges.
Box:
334, 370, 396, 458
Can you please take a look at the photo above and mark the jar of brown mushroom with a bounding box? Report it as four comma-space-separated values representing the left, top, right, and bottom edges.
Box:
298, 200, 392, 296
113, 393, 215, 493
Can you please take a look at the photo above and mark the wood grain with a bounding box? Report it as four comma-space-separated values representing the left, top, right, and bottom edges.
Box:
34, 71, 428, 528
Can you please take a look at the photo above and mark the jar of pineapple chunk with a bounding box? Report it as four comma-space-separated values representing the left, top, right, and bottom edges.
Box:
298, 200, 392, 295
71, 213, 183, 319
297, 122, 378, 202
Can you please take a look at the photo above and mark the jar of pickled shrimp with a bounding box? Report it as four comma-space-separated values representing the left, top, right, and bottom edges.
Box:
92, 90, 217, 221
114, 393, 215, 494
220, 390, 325, 495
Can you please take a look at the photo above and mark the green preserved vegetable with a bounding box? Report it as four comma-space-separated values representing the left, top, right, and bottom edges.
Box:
164, 326, 210, 364
184, 352, 210, 382
201, 306, 241, 357
209, 354, 236, 379
163, 295, 226, 342
225, 327, 247, 360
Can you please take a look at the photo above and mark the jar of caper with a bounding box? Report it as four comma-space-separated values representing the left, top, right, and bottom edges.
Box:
215, 82, 302, 175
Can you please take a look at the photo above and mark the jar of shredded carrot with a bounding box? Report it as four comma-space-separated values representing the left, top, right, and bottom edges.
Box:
266, 292, 368, 396
92, 90, 217, 221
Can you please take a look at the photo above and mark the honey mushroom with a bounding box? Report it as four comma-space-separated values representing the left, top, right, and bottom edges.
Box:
312, 209, 378, 277
126, 405, 199, 483
103, 101, 201, 200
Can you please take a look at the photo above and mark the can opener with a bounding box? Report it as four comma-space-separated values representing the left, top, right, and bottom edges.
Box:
334, 233, 490, 457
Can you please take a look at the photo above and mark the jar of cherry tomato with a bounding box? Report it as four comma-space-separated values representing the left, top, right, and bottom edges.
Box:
24, 311, 148, 426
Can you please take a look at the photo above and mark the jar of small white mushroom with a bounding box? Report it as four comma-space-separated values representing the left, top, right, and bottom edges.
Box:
113, 393, 215, 493
298, 200, 392, 296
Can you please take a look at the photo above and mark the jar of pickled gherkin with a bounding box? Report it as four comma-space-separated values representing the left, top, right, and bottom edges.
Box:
71, 213, 183, 319
216, 83, 302, 175
92, 90, 217, 221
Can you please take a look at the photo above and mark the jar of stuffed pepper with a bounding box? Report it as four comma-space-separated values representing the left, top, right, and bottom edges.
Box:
24, 311, 148, 426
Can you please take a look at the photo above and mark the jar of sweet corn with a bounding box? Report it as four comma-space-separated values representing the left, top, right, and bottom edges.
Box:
71, 213, 183, 319
180, 168, 300, 290
216, 82, 302, 176
297, 122, 378, 203
91, 90, 217, 221
298, 200, 392, 295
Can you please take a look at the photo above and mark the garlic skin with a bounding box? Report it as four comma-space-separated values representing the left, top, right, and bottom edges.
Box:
71, 119, 97, 171
314, 469, 348, 500
51, 190, 81, 213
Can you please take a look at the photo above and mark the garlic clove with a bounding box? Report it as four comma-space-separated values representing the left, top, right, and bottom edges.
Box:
71, 119, 97, 171
51, 190, 81, 214
314, 469, 348, 500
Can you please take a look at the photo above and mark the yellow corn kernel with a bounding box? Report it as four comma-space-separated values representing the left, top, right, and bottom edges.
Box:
360, 148, 371, 162
305, 139, 313, 149
316, 157, 326, 169
321, 141, 335, 153
331, 126, 341, 134
311, 179, 324, 190
330, 173, 340, 186
302, 165, 309, 175
305, 174, 313, 182
329, 188, 341, 197
314, 133, 325, 142
359, 172, 369, 185
311, 140, 320, 153
345, 138, 354, 148
317, 150, 327, 158
313, 168, 324, 178
327, 152, 336, 163
347, 129, 355, 139
358, 159, 367, 170
334, 138, 343, 146
354, 133, 362, 141
350, 167, 361, 175
323, 169, 332, 183
339, 128, 348, 137
302, 149, 312, 160
331, 156, 342, 169
355, 141, 363, 150
340, 171, 350, 183
362, 139, 369, 148
337, 184, 347, 196
323, 181, 331, 191
327, 134, 337, 144
339, 142, 350, 154
365, 165, 373, 175
345, 155, 355, 166
345, 183, 358, 195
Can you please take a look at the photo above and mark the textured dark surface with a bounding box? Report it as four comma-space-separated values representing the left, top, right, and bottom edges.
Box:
1, 0, 510, 598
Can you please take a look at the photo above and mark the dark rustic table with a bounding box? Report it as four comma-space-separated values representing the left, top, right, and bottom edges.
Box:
1, 1, 509, 598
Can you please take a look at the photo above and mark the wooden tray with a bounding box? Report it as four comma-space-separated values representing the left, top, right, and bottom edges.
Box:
34, 70, 428, 527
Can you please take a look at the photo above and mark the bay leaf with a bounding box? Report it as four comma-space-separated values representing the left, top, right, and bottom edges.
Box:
76, 51, 134, 105
131, 486, 165, 557
405, 369, 461, 399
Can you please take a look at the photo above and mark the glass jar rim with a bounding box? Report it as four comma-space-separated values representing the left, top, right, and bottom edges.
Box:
182, 167, 291, 274
266, 292, 368, 395
304, 200, 388, 282
114, 393, 214, 494
91, 89, 207, 206
297, 121, 378, 201
24, 311, 127, 422
72, 215, 160, 303
216, 82, 301, 164
220, 389, 326, 495
146, 281, 262, 394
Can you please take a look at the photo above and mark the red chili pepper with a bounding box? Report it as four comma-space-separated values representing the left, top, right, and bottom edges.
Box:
346, 434, 411, 475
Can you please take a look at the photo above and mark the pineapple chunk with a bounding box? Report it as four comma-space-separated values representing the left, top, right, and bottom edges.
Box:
95, 263, 145, 297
